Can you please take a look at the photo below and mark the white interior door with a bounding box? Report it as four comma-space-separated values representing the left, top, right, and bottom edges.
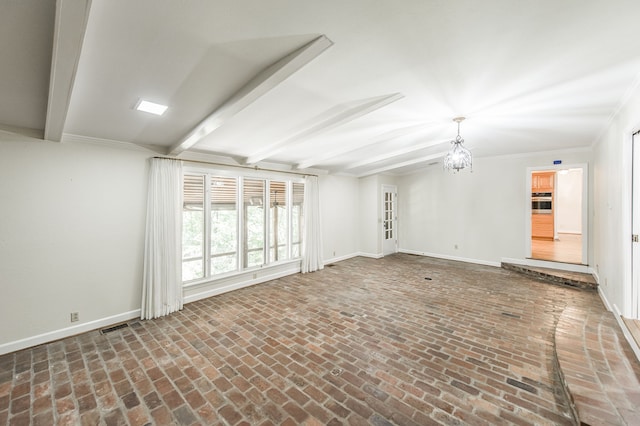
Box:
632, 132, 640, 318
382, 185, 397, 256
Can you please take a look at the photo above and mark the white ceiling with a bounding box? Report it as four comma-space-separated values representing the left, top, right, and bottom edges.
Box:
3, 0, 640, 176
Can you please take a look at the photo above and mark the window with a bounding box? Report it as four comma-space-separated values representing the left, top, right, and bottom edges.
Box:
182, 171, 304, 282
244, 179, 265, 268
182, 175, 204, 281
270, 181, 288, 262
210, 176, 238, 274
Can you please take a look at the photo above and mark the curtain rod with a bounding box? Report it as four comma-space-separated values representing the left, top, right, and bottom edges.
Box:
153, 156, 318, 177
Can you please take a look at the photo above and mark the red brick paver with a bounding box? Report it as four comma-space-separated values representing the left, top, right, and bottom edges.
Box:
0, 254, 632, 425
556, 306, 640, 425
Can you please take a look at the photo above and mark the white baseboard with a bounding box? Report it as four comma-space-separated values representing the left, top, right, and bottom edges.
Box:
599, 295, 640, 363
612, 304, 640, 363
400, 249, 501, 268
324, 253, 360, 264
0, 252, 599, 357
501, 257, 590, 273
599, 286, 613, 312
184, 266, 300, 304
0, 309, 141, 356
2, 264, 302, 356
357, 252, 384, 259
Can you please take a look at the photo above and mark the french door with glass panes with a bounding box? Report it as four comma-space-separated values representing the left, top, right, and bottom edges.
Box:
382, 185, 397, 256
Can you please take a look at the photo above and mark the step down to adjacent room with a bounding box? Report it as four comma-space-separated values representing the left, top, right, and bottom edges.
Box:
501, 263, 597, 290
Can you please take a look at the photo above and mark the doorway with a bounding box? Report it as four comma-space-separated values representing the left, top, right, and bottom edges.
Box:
527, 164, 588, 265
382, 185, 397, 256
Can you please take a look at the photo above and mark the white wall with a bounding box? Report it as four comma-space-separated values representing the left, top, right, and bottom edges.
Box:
358, 175, 380, 256
0, 137, 149, 349
6, 96, 634, 350
0, 137, 362, 352
319, 174, 359, 262
397, 150, 592, 266
592, 82, 640, 317
556, 169, 583, 234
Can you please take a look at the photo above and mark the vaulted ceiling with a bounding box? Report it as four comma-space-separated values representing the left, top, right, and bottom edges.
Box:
3, 0, 640, 176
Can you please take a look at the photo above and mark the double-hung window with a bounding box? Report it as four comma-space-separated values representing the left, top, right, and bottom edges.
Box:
181, 170, 304, 283
211, 176, 238, 274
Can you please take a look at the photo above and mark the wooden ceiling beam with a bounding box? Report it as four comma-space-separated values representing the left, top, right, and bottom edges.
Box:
245, 92, 404, 165
168, 34, 333, 156
44, 0, 92, 142
356, 151, 449, 178
294, 121, 441, 170
341, 138, 450, 171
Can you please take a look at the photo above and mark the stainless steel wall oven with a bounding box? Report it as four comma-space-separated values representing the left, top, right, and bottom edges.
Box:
531, 192, 552, 214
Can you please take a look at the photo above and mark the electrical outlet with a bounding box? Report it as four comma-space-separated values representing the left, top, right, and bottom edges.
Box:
253, 273, 257, 279
454, 244, 458, 249
70, 312, 79, 322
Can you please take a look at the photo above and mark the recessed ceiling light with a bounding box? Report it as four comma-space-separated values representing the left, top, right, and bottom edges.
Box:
135, 99, 168, 116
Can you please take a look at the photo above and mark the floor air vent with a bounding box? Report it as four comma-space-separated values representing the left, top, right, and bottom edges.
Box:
100, 323, 129, 334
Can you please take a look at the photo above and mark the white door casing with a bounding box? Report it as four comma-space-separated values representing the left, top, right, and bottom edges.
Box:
525, 164, 589, 265
632, 131, 640, 318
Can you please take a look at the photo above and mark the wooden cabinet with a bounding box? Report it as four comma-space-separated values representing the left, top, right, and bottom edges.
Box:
532, 172, 555, 192
531, 171, 555, 240
532, 213, 553, 240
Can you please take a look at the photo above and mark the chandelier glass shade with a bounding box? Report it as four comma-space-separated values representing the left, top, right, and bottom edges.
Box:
443, 117, 472, 172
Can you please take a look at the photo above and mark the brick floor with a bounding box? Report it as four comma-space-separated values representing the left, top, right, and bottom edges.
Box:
556, 306, 640, 425
0, 254, 633, 425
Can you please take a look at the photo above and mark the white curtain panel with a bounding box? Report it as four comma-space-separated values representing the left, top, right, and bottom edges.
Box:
141, 158, 183, 320
301, 175, 324, 273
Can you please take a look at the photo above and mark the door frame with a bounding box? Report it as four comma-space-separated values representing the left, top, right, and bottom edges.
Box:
381, 184, 398, 256
631, 130, 640, 318
526, 163, 589, 265
621, 124, 640, 320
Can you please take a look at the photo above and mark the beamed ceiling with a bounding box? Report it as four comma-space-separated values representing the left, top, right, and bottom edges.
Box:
2, 0, 640, 176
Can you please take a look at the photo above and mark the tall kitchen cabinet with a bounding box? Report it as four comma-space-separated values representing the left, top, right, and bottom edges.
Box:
531, 171, 555, 240
532, 171, 554, 192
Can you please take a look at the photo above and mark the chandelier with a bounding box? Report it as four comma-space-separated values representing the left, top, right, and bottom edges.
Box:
443, 117, 472, 172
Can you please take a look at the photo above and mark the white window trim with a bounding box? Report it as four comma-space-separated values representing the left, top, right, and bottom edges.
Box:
182, 165, 305, 286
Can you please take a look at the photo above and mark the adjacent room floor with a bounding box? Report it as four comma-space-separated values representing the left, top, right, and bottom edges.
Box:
531, 233, 583, 264
0, 254, 636, 425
